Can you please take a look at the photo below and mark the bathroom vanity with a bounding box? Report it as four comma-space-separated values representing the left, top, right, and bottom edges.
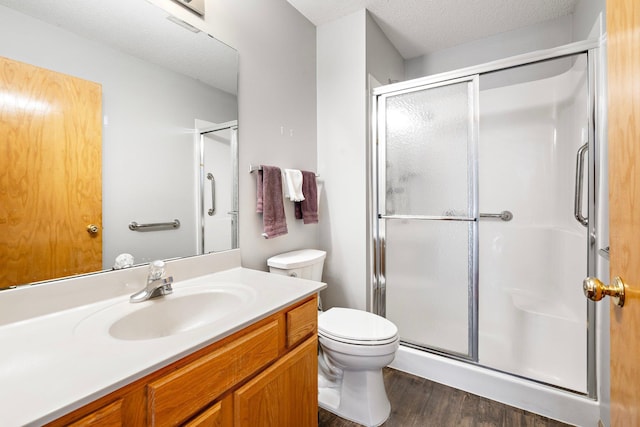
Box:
50, 295, 318, 426
0, 250, 325, 426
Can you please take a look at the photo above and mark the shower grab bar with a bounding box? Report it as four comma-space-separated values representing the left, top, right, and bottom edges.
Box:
129, 219, 180, 231
379, 214, 475, 222
480, 211, 513, 221
574, 143, 588, 227
207, 173, 215, 216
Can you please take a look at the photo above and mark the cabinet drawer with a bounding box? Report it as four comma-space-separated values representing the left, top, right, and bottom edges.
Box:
286, 297, 317, 348
68, 399, 123, 427
148, 320, 279, 426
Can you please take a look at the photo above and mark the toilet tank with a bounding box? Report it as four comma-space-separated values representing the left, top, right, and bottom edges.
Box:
267, 249, 326, 281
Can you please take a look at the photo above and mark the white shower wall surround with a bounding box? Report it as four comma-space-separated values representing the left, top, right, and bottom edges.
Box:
477, 56, 588, 393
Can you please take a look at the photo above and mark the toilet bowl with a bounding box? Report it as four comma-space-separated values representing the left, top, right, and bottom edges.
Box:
318, 307, 399, 427
267, 250, 399, 427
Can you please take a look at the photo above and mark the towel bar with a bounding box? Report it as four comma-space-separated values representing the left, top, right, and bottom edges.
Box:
249, 164, 319, 176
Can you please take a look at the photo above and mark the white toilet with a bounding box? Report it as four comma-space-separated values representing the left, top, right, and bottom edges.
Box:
267, 249, 399, 427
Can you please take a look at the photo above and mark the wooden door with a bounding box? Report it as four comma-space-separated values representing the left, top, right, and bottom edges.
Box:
0, 56, 102, 287
607, 0, 640, 424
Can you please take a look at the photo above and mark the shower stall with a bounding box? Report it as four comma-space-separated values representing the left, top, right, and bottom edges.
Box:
372, 42, 601, 418
197, 121, 239, 254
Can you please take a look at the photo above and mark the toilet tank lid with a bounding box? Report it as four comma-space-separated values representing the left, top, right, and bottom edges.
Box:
267, 249, 326, 269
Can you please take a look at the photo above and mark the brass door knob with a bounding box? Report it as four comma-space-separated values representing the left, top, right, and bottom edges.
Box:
583, 276, 626, 307
87, 224, 99, 234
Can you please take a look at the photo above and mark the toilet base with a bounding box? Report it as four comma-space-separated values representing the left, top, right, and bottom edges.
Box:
318, 368, 391, 427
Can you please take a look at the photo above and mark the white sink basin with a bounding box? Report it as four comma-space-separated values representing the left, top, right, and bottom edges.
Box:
75, 284, 257, 341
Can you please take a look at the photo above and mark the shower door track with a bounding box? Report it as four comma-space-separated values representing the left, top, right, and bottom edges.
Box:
371, 39, 601, 399
373, 39, 599, 95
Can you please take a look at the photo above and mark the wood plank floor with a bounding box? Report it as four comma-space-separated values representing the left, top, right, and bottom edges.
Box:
318, 368, 571, 427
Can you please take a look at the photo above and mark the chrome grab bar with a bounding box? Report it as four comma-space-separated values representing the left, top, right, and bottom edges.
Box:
129, 219, 180, 231
207, 173, 215, 216
480, 210, 513, 221
574, 143, 588, 227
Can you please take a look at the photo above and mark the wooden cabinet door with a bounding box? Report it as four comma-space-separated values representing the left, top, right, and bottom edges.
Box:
0, 56, 102, 287
148, 321, 279, 426
234, 337, 318, 427
184, 401, 223, 427
607, 0, 640, 423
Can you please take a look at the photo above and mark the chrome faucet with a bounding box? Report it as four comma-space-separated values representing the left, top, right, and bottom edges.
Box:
130, 260, 174, 303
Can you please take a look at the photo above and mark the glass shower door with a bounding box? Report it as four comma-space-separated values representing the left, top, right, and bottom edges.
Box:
199, 123, 238, 254
377, 77, 478, 359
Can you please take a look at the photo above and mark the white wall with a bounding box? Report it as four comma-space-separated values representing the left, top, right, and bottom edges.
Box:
573, 0, 606, 41
317, 10, 368, 310
0, 5, 237, 269
405, 15, 573, 80
148, 0, 319, 272
365, 13, 405, 309
315, 10, 404, 311
366, 13, 405, 86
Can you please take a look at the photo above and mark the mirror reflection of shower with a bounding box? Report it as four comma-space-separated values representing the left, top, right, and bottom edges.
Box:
198, 121, 239, 254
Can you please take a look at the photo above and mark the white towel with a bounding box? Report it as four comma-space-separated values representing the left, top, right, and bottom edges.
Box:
283, 169, 305, 202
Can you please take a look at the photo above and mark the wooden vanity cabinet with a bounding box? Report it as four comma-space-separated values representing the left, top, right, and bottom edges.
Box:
234, 337, 318, 426
48, 295, 318, 427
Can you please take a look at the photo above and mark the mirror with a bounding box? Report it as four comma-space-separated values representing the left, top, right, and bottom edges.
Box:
0, 0, 238, 288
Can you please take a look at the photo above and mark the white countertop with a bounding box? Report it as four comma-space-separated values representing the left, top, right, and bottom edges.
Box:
0, 263, 325, 426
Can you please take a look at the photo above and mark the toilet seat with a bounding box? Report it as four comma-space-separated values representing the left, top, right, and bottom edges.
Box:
319, 308, 398, 346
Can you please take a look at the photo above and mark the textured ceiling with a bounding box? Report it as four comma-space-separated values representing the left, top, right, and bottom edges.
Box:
0, 0, 238, 94
287, 0, 580, 59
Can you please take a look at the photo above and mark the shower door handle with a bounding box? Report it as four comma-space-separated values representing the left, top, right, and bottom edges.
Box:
583, 276, 626, 307
574, 143, 588, 227
207, 173, 215, 216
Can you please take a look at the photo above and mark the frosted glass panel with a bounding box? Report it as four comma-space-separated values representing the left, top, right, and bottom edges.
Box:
385, 82, 472, 216
385, 220, 471, 356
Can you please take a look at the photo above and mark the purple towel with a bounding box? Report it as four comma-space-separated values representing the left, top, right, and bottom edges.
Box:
257, 165, 288, 238
295, 170, 318, 224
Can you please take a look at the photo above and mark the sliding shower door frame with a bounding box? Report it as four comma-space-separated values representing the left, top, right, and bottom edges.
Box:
197, 121, 239, 255
586, 46, 599, 399
371, 39, 600, 398
375, 75, 480, 361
